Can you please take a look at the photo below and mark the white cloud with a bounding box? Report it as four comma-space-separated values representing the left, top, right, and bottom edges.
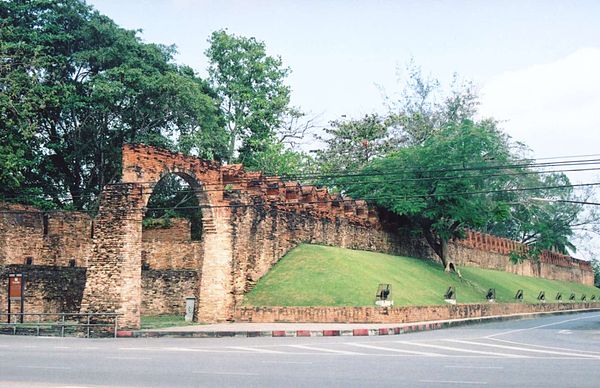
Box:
480, 48, 600, 184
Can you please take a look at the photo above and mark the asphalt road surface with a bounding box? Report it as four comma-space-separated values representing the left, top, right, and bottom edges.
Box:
1, 312, 600, 387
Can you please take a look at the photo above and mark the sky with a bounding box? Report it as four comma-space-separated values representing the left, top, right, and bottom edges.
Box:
87, 0, 600, 167
88, 0, 600, 254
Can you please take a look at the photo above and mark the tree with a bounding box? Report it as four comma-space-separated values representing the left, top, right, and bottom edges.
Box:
384, 62, 480, 146
343, 120, 515, 270
314, 114, 397, 177
485, 172, 587, 257
591, 259, 600, 287
240, 138, 314, 176
0, 0, 225, 209
206, 30, 292, 164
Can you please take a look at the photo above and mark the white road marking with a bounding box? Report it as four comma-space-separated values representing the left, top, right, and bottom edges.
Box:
486, 313, 600, 338
16, 366, 71, 370
558, 330, 573, 335
228, 346, 285, 354
345, 342, 445, 357
419, 379, 487, 385
54, 346, 71, 349
287, 345, 365, 355
261, 361, 313, 364
444, 365, 504, 369
446, 339, 600, 359
193, 371, 259, 376
489, 337, 600, 355
106, 356, 152, 360
396, 341, 527, 358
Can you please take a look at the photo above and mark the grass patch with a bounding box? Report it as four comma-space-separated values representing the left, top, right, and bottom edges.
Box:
140, 315, 198, 329
243, 244, 600, 307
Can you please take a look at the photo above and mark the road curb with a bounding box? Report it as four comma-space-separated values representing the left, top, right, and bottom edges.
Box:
126, 307, 600, 338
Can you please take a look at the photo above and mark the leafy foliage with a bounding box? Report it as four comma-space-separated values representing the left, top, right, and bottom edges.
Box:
344, 120, 515, 268
206, 30, 292, 165
0, 0, 225, 209
144, 175, 202, 240
314, 114, 397, 179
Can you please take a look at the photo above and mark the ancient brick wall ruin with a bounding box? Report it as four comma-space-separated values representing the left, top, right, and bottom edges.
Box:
455, 230, 594, 285
0, 144, 595, 328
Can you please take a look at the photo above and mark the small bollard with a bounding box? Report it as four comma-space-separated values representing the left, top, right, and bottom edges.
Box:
185, 296, 196, 322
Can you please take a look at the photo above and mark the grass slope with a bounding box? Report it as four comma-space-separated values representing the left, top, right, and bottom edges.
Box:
243, 244, 599, 307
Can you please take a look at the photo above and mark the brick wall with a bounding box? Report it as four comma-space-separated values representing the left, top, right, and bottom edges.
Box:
0, 265, 86, 322
229, 205, 428, 306
0, 209, 93, 267
454, 230, 594, 285
142, 219, 191, 242
235, 302, 600, 324
141, 269, 198, 315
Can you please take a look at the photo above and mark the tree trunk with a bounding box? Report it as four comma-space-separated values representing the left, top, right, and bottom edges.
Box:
422, 226, 457, 273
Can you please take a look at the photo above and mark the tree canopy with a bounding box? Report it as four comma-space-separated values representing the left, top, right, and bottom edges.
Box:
343, 119, 515, 269
0, 0, 225, 209
206, 29, 293, 166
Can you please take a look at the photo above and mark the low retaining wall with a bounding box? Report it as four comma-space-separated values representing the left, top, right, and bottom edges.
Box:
235, 303, 600, 324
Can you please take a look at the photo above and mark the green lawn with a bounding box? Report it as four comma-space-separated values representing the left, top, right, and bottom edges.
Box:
140, 315, 199, 329
243, 244, 600, 307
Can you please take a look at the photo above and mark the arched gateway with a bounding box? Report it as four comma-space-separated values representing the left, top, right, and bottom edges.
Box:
79, 144, 411, 329
80, 145, 234, 329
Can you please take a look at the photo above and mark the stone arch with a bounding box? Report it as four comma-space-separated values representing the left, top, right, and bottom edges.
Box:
81, 145, 235, 329
142, 169, 216, 240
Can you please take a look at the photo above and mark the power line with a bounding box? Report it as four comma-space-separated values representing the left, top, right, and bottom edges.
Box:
3, 163, 600, 202
3, 181, 599, 214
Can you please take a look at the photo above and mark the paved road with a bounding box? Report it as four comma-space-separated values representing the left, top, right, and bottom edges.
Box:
1, 312, 600, 387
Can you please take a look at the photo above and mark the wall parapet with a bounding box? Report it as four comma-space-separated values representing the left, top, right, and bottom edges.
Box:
458, 229, 590, 271
235, 303, 600, 324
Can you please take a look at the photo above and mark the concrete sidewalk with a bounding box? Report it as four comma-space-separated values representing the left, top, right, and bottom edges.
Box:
119, 307, 600, 338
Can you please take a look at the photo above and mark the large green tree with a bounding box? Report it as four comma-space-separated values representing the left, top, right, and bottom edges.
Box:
344, 120, 515, 270
0, 0, 225, 209
206, 30, 293, 165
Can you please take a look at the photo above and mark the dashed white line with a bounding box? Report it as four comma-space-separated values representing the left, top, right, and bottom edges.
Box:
446, 339, 600, 359
444, 365, 504, 370
228, 346, 285, 354
486, 313, 600, 338
16, 366, 71, 370
489, 337, 600, 355
193, 371, 259, 376
106, 356, 152, 360
287, 345, 365, 355
396, 341, 527, 358
345, 342, 445, 357
261, 361, 313, 364
420, 379, 487, 385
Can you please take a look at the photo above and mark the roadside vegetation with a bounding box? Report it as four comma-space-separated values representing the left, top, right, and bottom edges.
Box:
243, 244, 599, 307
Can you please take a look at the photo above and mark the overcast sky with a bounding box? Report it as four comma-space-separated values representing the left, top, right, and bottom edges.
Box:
87, 1, 600, 173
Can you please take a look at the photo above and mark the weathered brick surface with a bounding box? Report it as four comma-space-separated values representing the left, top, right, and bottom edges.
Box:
0, 265, 86, 322
235, 302, 600, 324
142, 219, 191, 242
79, 183, 145, 329
141, 269, 198, 315
0, 208, 92, 267
229, 205, 427, 306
